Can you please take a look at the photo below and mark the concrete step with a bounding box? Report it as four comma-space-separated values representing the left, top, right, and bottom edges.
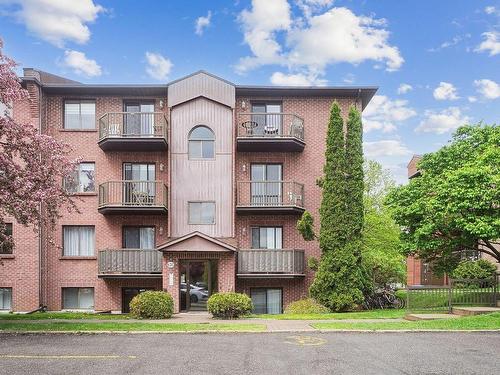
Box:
405, 313, 459, 321
452, 307, 500, 316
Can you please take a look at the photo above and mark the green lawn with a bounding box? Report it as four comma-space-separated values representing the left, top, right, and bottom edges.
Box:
252, 309, 406, 320
0, 312, 130, 320
312, 312, 500, 331
0, 321, 265, 332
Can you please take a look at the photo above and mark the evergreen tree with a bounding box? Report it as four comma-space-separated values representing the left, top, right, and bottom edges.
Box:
309, 103, 367, 311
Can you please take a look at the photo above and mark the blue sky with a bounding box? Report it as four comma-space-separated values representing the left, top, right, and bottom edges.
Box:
1, 0, 499, 183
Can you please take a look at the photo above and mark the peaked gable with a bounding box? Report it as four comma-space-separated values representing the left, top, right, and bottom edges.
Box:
157, 232, 236, 252
167, 71, 235, 108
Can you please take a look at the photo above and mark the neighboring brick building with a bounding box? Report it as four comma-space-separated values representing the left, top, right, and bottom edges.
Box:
0, 70, 376, 313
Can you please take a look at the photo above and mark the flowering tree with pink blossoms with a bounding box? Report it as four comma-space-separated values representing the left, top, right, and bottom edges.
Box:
0, 39, 77, 251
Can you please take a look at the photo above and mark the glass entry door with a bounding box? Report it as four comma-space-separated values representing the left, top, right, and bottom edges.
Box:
124, 103, 154, 136
123, 163, 156, 205
251, 103, 282, 135
179, 260, 217, 312
251, 164, 282, 206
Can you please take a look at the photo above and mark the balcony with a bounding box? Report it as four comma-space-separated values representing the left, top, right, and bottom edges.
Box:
236, 181, 305, 215
98, 181, 168, 215
98, 249, 163, 278
237, 249, 305, 278
98, 112, 168, 151
237, 113, 305, 152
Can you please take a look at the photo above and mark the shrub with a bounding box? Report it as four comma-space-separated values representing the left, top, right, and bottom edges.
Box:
450, 259, 497, 280
129, 291, 174, 319
284, 298, 329, 314
307, 256, 319, 271
207, 292, 252, 319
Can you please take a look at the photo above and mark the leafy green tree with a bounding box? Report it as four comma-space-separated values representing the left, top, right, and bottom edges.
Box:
386, 124, 500, 273
362, 160, 405, 286
309, 103, 368, 311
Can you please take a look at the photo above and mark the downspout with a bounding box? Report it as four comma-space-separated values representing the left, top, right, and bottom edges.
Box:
37, 82, 46, 309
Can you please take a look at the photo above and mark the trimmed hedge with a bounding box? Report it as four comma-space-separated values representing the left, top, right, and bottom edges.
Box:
207, 292, 253, 319
129, 291, 174, 319
284, 298, 329, 314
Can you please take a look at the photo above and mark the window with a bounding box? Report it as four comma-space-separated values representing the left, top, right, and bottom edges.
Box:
62, 288, 94, 310
189, 202, 215, 224
188, 126, 215, 159
251, 288, 282, 314
123, 163, 156, 204
64, 100, 95, 129
0, 223, 13, 254
251, 227, 282, 249
251, 103, 282, 135
65, 163, 95, 193
63, 226, 95, 256
123, 227, 155, 249
124, 102, 155, 135
0, 288, 12, 310
251, 164, 282, 205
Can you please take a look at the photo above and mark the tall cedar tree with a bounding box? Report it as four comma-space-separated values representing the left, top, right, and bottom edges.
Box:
309, 103, 367, 311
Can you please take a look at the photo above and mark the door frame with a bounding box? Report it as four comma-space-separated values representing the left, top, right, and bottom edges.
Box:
179, 259, 216, 312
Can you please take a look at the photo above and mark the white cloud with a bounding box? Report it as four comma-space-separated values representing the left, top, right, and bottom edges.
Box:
236, 0, 291, 73
475, 32, 500, 56
416, 107, 470, 134
363, 140, 412, 158
362, 95, 416, 133
484, 6, 498, 15
270, 71, 326, 86
62, 50, 101, 77
468, 96, 477, 103
296, 0, 334, 18
5, 0, 104, 47
236, 2, 403, 77
195, 11, 212, 35
287, 7, 403, 72
433, 82, 459, 100
474, 79, 500, 99
145, 52, 173, 81
397, 83, 412, 94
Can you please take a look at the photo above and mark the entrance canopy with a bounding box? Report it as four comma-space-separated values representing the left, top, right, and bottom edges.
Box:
156, 231, 237, 253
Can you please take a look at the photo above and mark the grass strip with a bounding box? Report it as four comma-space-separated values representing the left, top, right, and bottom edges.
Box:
0, 312, 131, 320
0, 321, 266, 332
311, 312, 500, 331
252, 309, 406, 320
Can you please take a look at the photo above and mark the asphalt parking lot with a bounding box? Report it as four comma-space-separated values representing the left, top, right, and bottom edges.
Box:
0, 332, 498, 375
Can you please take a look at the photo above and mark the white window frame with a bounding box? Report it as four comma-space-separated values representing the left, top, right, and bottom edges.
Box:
0, 288, 12, 311
62, 226, 95, 257
62, 287, 94, 310
65, 162, 96, 193
188, 201, 216, 225
64, 100, 96, 130
188, 126, 215, 160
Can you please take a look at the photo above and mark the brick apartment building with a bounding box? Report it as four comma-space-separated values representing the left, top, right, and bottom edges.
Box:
0, 70, 376, 314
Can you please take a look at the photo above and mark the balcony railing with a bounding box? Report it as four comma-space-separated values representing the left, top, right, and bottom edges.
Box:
236, 181, 305, 214
98, 112, 168, 151
237, 113, 305, 152
98, 181, 168, 214
98, 249, 163, 277
237, 249, 305, 277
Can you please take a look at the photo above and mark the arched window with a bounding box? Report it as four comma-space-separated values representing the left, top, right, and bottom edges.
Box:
188, 126, 215, 159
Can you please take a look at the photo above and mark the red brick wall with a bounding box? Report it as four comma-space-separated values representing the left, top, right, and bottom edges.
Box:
41, 94, 169, 311
0, 83, 41, 311
234, 96, 360, 307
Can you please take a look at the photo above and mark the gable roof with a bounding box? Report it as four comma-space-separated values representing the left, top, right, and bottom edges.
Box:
156, 231, 237, 252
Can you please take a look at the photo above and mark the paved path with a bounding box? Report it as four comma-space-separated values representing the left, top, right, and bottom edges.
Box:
0, 312, 406, 332
0, 331, 498, 374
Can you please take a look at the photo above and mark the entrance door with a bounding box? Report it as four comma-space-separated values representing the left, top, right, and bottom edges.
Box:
124, 102, 154, 136
179, 260, 218, 312
122, 287, 153, 313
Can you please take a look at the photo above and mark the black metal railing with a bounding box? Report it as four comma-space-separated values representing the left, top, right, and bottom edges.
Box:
98, 112, 167, 141
237, 113, 304, 141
